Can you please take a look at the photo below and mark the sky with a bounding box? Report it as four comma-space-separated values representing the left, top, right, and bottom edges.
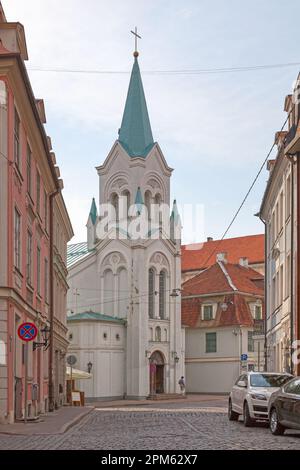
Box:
2, 0, 300, 244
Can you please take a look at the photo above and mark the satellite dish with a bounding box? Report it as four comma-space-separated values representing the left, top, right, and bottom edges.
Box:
67, 355, 77, 366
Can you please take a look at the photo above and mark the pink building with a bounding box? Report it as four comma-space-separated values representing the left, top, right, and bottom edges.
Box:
0, 4, 73, 423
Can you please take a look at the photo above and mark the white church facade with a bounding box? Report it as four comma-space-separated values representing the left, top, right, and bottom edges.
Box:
66, 50, 184, 400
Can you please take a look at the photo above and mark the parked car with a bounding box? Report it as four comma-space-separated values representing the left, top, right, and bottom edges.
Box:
228, 372, 292, 426
268, 376, 300, 435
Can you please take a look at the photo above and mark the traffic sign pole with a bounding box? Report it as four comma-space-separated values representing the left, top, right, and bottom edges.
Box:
24, 343, 28, 423
17, 322, 38, 423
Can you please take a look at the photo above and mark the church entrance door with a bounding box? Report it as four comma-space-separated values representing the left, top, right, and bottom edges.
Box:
149, 351, 164, 395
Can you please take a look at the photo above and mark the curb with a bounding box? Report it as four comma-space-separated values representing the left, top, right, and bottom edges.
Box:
59, 407, 94, 434
0, 407, 95, 436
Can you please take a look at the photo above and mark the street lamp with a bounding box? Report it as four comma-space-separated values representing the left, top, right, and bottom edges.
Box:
220, 300, 234, 312
170, 288, 181, 298
87, 361, 93, 373
33, 324, 50, 351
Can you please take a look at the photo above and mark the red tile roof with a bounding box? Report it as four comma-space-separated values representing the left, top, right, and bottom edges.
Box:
182, 262, 264, 297
181, 261, 264, 328
181, 234, 264, 272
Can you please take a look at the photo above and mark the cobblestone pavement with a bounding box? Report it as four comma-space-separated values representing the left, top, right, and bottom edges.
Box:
0, 399, 300, 450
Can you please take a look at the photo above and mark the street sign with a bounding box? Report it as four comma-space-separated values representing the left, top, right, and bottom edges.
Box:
17, 322, 38, 342
67, 355, 77, 366
241, 353, 248, 361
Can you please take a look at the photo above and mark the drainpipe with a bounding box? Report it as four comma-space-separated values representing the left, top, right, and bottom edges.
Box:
48, 188, 59, 412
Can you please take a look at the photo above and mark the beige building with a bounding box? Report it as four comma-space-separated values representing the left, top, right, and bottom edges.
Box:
52, 192, 73, 409
260, 87, 298, 374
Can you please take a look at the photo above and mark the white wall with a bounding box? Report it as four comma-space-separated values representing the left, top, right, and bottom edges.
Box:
68, 320, 125, 399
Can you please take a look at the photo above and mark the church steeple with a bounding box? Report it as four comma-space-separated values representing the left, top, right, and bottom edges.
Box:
118, 56, 154, 158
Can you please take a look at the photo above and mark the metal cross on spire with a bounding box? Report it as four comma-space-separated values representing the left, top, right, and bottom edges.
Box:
131, 27, 141, 57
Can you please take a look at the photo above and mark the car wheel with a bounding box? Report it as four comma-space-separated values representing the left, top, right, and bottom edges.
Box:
243, 402, 254, 427
270, 408, 285, 436
228, 399, 239, 421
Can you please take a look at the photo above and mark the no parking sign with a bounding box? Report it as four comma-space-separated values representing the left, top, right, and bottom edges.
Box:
17, 322, 38, 342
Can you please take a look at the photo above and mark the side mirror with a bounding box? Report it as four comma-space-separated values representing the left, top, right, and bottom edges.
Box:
237, 380, 247, 388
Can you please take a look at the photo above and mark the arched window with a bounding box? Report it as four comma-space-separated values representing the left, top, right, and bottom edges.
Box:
121, 190, 130, 221
110, 193, 119, 222
159, 270, 166, 319
155, 193, 162, 227
103, 269, 114, 316
155, 326, 161, 342
145, 190, 152, 221
148, 268, 155, 319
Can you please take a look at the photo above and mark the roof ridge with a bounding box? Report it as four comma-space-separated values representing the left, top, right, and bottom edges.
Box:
217, 261, 238, 291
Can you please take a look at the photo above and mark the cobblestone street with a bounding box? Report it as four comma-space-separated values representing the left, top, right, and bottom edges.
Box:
0, 398, 300, 450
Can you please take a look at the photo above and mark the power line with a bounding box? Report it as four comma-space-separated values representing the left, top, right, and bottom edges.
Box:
200, 109, 292, 270
27, 61, 300, 76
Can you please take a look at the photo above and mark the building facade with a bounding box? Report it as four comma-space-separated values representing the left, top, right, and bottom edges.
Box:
0, 5, 72, 423
182, 255, 265, 393
260, 86, 298, 374
67, 50, 184, 400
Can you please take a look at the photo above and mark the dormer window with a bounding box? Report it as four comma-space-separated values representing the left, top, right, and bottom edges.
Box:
254, 304, 262, 320
202, 304, 214, 321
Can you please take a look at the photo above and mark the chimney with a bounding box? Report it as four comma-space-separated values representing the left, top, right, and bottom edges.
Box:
216, 252, 227, 263
239, 257, 249, 268
207, 237, 213, 242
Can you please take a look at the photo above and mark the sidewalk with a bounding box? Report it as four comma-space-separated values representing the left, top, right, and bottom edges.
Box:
90, 393, 228, 408
0, 406, 94, 436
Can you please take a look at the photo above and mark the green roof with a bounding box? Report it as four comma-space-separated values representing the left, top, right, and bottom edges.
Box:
118, 57, 154, 158
67, 311, 125, 324
67, 242, 93, 268
89, 198, 97, 225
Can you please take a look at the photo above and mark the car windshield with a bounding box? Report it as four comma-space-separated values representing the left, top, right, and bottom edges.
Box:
250, 374, 291, 388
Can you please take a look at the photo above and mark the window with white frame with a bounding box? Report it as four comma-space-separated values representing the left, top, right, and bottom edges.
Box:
248, 331, 255, 352
206, 332, 217, 353
14, 208, 21, 270
202, 304, 214, 321
14, 107, 20, 169
26, 230, 32, 285
37, 245, 41, 295
254, 304, 262, 320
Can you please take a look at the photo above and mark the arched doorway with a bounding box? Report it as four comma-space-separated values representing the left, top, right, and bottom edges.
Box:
149, 351, 164, 395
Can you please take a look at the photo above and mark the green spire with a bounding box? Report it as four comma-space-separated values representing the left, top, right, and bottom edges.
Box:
135, 187, 144, 213
118, 57, 154, 158
89, 198, 97, 225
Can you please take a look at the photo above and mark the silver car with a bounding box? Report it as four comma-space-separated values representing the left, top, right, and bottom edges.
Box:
228, 372, 292, 426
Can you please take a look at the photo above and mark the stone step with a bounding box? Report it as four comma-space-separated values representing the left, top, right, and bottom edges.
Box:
147, 393, 186, 400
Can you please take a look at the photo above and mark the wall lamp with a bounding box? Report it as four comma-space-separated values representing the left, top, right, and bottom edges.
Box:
33, 324, 50, 351
172, 351, 180, 363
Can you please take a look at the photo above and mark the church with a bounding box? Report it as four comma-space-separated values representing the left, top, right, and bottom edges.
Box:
66, 44, 184, 400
